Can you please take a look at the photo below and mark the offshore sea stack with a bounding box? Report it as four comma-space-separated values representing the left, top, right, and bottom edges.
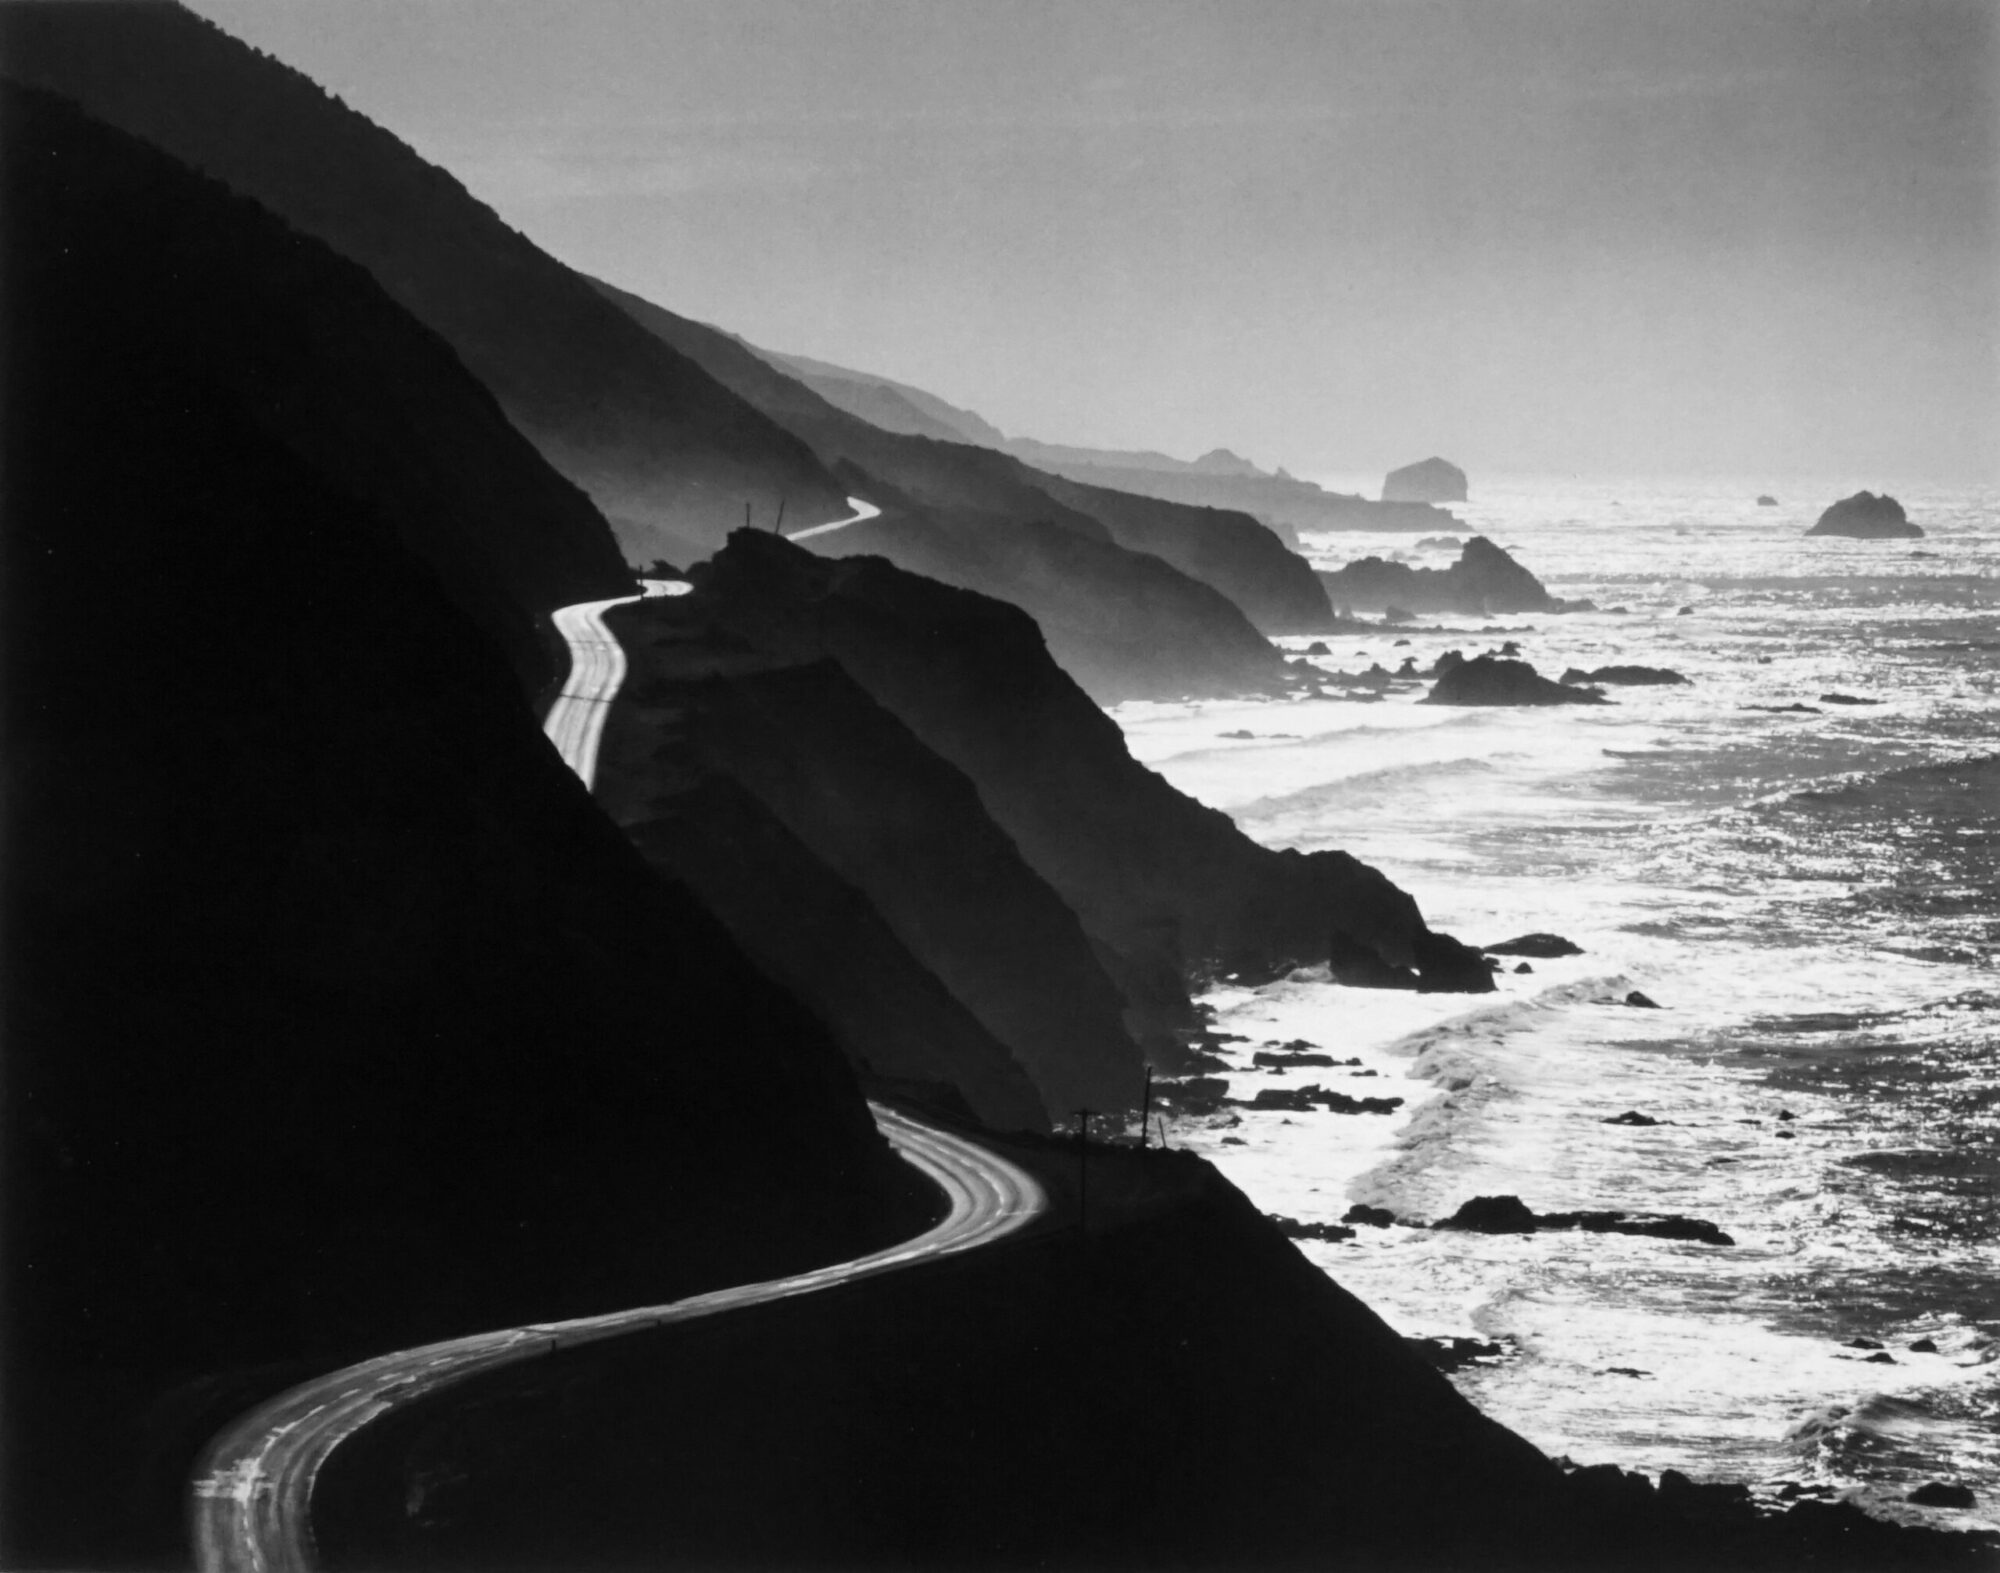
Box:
1426, 656, 1610, 707
1318, 535, 1560, 616
1382, 455, 1469, 503
1807, 491, 1924, 539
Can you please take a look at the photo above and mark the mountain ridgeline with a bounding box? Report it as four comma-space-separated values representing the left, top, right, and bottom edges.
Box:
768, 346, 1471, 537
594, 279, 1337, 698
0, 0, 853, 566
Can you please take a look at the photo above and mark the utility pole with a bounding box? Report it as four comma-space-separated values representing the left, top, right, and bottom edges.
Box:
1074, 1107, 1095, 1232
1138, 1066, 1153, 1149
773, 496, 786, 534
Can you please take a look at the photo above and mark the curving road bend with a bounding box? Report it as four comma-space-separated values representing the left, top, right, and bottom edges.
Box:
189, 537, 1044, 1573
188, 1109, 1043, 1573
541, 577, 689, 792
786, 494, 881, 541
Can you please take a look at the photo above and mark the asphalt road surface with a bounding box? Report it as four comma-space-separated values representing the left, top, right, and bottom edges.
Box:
188, 550, 1043, 1573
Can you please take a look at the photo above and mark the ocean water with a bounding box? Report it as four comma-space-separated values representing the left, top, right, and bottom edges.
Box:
1114, 473, 1999, 1531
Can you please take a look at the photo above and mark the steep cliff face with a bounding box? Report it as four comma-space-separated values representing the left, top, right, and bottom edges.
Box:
0, 0, 851, 562
672, 534, 1496, 1035
1319, 535, 1559, 616
601, 770, 1049, 1134
1031, 470, 1337, 632
594, 626, 1145, 1125
809, 506, 1298, 703
0, 87, 928, 1562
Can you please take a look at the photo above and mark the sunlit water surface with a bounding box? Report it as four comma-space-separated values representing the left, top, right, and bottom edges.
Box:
1113, 473, 1999, 1529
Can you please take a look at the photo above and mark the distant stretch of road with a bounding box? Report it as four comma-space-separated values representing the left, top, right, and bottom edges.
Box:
189, 543, 1044, 1573
786, 494, 881, 540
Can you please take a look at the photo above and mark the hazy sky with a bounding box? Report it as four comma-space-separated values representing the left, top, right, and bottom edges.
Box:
186, 0, 1996, 483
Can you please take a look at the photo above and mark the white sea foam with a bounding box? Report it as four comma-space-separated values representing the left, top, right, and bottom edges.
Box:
1136, 473, 2000, 1521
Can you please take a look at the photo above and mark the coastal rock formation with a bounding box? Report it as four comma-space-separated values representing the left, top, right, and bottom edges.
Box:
1484, 933, 1585, 957
1317, 536, 1560, 616
596, 643, 1142, 1127
1383, 456, 1469, 503
1560, 664, 1690, 687
1757, 494, 1779, 506
1031, 470, 1339, 633
1425, 656, 1610, 707
1807, 491, 1924, 539
1435, 1196, 1734, 1246
0, 87, 930, 1561
606, 531, 1494, 1079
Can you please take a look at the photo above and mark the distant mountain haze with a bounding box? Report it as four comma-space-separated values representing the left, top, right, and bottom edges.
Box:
593, 275, 1335, 696
744, 340, 1472, 541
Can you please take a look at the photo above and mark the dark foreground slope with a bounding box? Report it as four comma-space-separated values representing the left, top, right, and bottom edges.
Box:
602, 535, 1489, 1100
0, 0, 851, 563
0, 88, 930, 1565
1, 13, 634, 701
320, 1141, 1992, 1572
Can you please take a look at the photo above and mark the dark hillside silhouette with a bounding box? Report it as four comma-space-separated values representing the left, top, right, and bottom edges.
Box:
0, 0, 851, 565
0, 85, 929, 1564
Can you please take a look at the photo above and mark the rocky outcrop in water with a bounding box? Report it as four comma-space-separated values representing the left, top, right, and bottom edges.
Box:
1382, 456, 1469, 503
1807, 491, 1924, 539
1483, 933, 1585, 957
1434, 1196, 1734, 1246
1425, 656, 1610, 707
1317, 536, 1561, 616
1560, 665, 1690, 687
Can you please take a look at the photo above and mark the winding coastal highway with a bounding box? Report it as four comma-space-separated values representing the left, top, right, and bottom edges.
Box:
189, 519, 1046, 1572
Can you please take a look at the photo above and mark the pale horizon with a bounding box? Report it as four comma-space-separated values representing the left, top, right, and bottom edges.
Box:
185, 0, 1999, 485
